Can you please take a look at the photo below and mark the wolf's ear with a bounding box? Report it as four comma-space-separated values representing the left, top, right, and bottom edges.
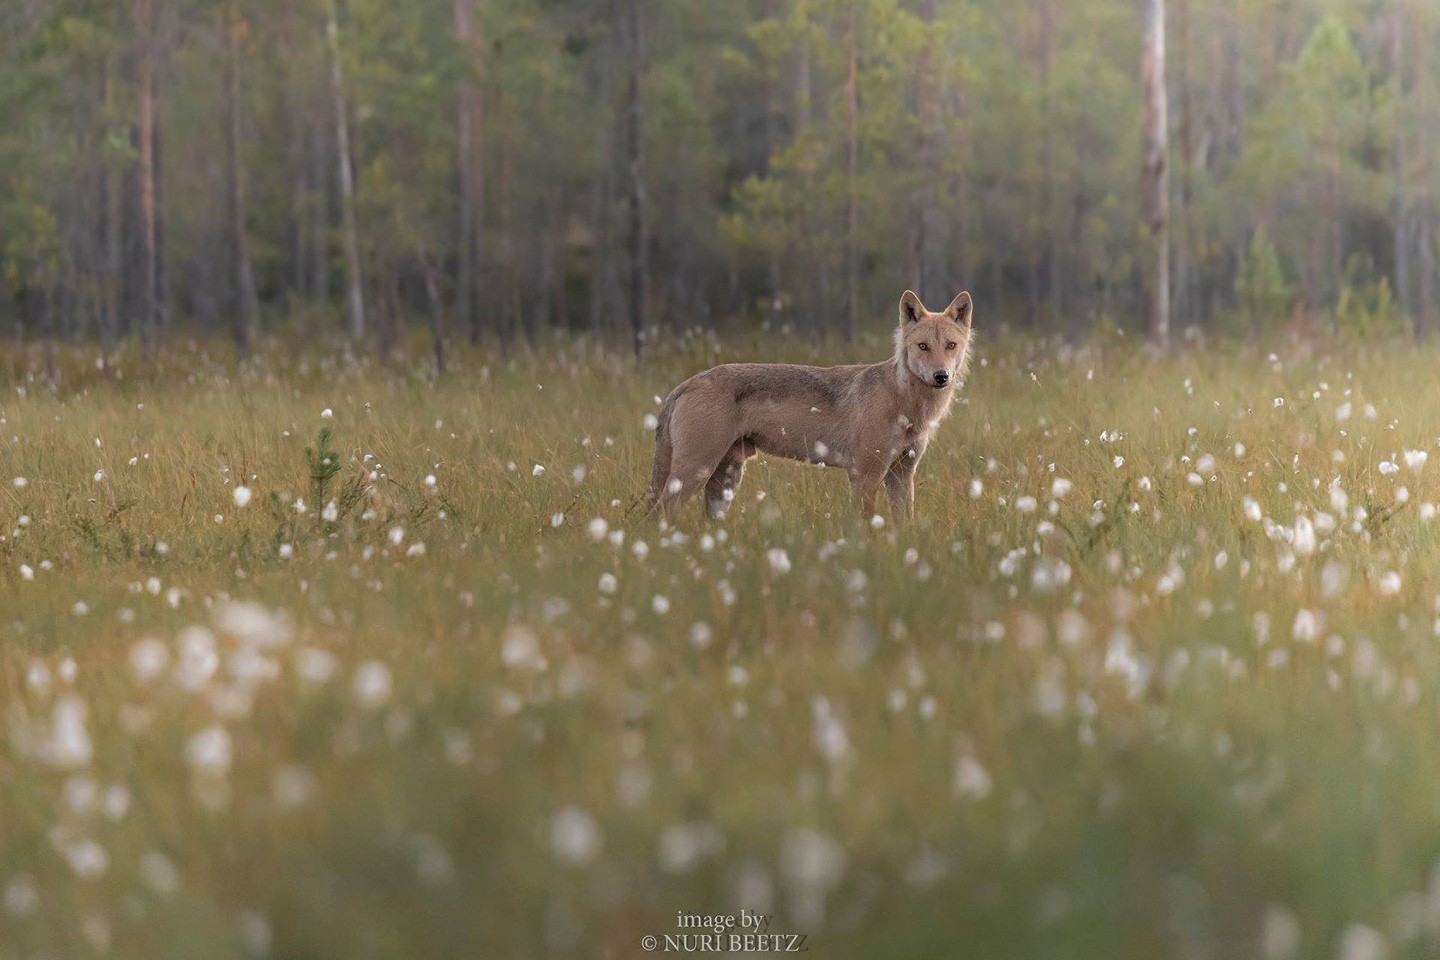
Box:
899, 290, 926, 325
943, 291, 973, 329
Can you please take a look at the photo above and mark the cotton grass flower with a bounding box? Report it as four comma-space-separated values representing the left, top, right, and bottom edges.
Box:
129, 638, 170, 685
174, 626, 220, 690
139, 853, 180, 895
953, 756, 993, 800
552, 806, 602, 865
811, 697, 852, 764
43, 696, 93, 769
500, 625, 544, 671
272, 764, 318, 808
688, 622, 713, 649
3, 876, 38, 916
1337, 925, 1386, 960
214, 601, 292, 649
1292, 516, 1317, 557
185, 725, 233, 778
1292, 609, 1321, 643
294, 647, 338, 686
1031, 556, 1072, 593
658, 821, 726, 874
232, 485, 253, 508
352, 661, 394, 708
61, 839, 108, 880
778, 827, 847, 924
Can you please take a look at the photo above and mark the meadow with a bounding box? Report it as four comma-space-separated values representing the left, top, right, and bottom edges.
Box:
4, 327, 1440, 959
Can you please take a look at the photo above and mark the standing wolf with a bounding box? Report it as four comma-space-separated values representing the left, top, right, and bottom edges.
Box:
647, 290, 974, 520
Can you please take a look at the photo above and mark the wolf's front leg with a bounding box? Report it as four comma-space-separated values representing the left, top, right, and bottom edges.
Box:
849, 467, 884, 520
884, 459, 915, 521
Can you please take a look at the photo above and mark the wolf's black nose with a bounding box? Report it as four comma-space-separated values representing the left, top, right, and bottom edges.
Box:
933, 371, 950, 386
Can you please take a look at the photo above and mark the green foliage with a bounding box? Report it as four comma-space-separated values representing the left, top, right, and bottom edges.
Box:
1335, 257, 1410, 342
1232, 227, 1293, 333
2, 1, 1440, 340
305, 425, 342, 511
1233, 14, 1384, 306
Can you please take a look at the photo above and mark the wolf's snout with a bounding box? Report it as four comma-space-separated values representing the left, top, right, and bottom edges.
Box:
932, 371, 950, 386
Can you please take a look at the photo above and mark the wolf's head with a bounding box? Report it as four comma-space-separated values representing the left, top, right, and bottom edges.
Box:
894, 290, 973, 389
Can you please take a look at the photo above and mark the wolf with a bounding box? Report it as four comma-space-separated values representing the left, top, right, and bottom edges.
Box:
646, 289, 974, 521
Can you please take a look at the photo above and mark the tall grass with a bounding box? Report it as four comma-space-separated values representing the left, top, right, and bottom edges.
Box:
2, 329, 1439, 958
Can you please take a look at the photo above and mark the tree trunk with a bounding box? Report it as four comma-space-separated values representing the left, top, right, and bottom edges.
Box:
623, 0, 648, 356
420, 245, 447, 375
763, 0, 784, 318
796, 0, 819, 335
224, 0, 260, 357
102, 56, 123, 364
1421, 221, 1436, 338
1038, 0, 1059, 328
454, 0, 484, 345
495, 44, 517, 352
1391, 12, 1413, 325
136, 0, 160, 353
1142, 0, 1170, 349
1175, 0, 1193, 328
283, 86, 307, 299
311, 121, 330, 304
911, 0, 936, 301
1418, 17, 1434, 336
844, 1, 860, 343
1225, 0, 1245, 161
326, 0, 365, 340
590, 52, 614, 341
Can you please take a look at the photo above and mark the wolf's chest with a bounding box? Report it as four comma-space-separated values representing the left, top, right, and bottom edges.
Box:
891, 413, 934, 461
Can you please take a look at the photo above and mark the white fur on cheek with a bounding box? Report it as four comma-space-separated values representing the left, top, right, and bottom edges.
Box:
956, 335, 974, 382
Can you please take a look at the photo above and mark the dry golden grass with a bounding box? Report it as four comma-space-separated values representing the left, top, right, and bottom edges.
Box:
3, 329, 1440, 958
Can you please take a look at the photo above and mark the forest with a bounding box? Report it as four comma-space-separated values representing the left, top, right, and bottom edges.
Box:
1, 0, 1437, 355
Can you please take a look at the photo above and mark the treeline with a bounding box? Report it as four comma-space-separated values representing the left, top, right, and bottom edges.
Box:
1, 0, 1437, 357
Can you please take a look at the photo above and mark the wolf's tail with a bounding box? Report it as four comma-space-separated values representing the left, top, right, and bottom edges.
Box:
646, 394, 677, 509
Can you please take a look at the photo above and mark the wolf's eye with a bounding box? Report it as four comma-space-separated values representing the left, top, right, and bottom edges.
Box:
917, 343, 930, 352
945, 342, 957, 351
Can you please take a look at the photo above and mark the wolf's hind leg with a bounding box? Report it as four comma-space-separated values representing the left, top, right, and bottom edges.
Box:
704, 440, 752, 520
657, 411, 737, 517
646, 421, 675, 510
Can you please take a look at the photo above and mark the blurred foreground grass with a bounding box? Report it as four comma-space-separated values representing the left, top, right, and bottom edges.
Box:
3, 329, 1440, 959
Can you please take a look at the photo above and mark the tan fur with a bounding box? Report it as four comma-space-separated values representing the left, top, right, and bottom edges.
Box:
647, 290, 974, 520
